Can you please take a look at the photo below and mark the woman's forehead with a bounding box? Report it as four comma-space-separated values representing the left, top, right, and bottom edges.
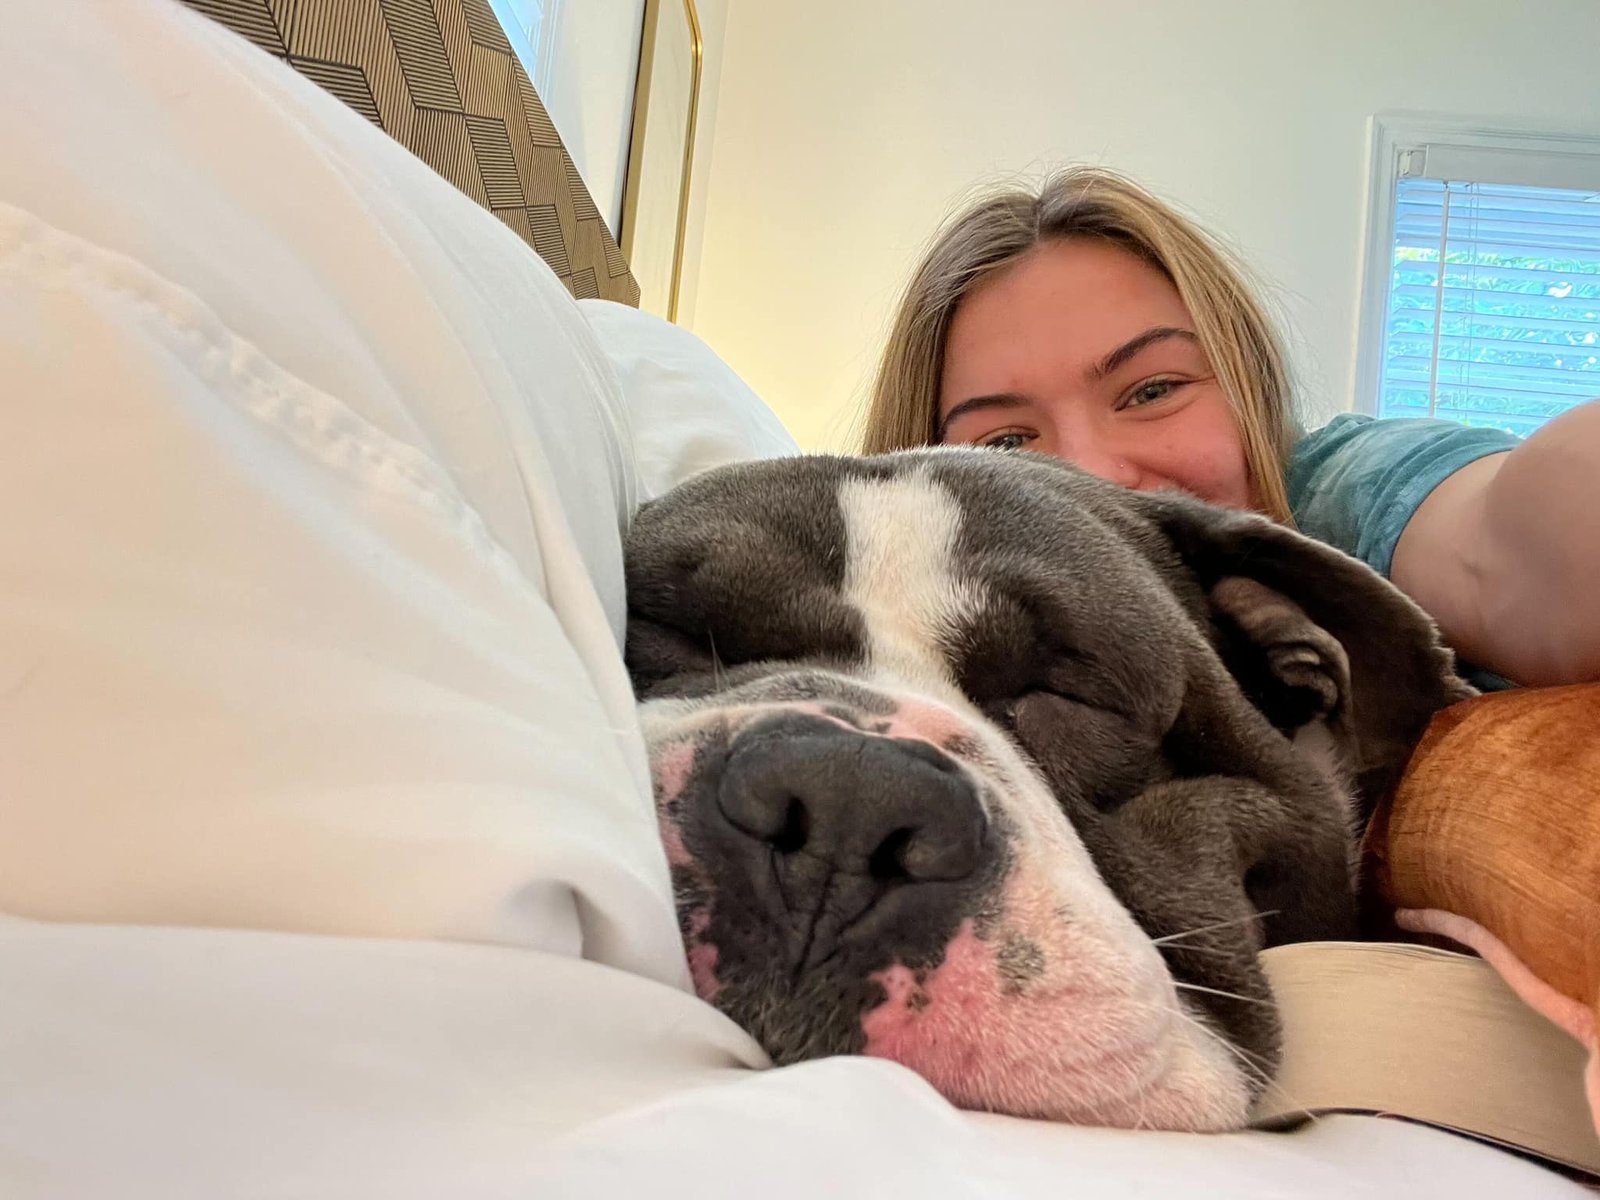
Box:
940, 241, 1198, 405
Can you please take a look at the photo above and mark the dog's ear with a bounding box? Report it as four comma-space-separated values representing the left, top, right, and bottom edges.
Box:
1134, 491, 1475, 809
1207, 575, 1353, 743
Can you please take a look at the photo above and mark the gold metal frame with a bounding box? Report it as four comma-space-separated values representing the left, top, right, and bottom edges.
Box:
620, 0, 703, 322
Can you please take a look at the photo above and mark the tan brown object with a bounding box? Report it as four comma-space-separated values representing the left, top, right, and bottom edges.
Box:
1366, 683, 1600, 1063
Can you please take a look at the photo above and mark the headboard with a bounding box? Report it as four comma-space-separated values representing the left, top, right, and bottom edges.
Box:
185, 0, 641, 307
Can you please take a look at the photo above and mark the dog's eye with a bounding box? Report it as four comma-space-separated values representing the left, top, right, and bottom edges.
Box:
1027, 681, 1134, 723
1010, 688, 1153, 813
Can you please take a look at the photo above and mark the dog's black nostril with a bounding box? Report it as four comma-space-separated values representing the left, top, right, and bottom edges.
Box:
867, 826, 916, 883
717, 721, 989, 888
768, 795, 810, 855
719, 774, 808, 849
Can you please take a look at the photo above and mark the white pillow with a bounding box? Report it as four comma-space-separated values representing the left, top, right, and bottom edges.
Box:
580, 300, 800, 501
0, 0, 683, 988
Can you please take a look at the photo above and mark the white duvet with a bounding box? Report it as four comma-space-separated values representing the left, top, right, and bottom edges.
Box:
0, 4, 1583, 1196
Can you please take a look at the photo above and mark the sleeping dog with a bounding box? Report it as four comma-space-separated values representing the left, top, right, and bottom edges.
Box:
624, 449, 1471, 1132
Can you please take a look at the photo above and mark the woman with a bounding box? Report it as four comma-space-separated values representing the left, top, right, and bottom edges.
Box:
862, 167, 1600, 688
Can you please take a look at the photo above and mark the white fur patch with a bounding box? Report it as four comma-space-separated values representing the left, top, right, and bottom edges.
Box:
837, 473, 987, 705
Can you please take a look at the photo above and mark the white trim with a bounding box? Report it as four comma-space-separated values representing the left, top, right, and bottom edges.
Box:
534, 1, 564, 94
1353, 115, 1600, 418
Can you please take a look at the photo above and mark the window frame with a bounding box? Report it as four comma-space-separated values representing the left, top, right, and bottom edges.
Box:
1354, 114, 1600, 419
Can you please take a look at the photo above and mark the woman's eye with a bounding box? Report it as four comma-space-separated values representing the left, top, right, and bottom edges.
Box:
1125, 379, 1181, 408
980, 431, 1032, 452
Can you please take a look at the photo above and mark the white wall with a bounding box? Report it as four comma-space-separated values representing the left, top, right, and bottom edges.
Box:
685, 0, 1600, 450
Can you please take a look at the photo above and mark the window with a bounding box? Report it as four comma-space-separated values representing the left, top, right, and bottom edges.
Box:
1357, 118, 1600, 435
488, 0, 558, 91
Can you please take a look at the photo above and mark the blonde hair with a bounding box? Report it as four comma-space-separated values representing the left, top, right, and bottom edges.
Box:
862, 167, 1298, 524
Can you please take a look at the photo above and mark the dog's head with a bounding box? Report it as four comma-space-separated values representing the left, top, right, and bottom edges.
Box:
624, 449, 1469, 1131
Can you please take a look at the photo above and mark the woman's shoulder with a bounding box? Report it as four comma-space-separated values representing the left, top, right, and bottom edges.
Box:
1290, 411, 1517, 474
1286, 412, 1520, 578
1288, 413, 1523, 692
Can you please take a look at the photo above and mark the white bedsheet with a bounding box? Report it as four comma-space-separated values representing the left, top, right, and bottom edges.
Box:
5, 916, 1584, 1199
0, 4, 1584, 1196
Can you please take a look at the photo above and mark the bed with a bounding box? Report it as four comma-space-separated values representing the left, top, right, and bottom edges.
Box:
0, 4, 1588, 1196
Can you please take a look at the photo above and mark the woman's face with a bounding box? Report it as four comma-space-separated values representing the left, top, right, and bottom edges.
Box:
937, 238, 1255, 510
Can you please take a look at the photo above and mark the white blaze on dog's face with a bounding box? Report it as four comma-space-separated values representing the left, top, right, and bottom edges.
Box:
837, 474, 985, 700
625, 451, 1471, 1132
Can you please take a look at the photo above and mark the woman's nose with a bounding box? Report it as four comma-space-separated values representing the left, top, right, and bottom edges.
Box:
1058, 436, 1143, 490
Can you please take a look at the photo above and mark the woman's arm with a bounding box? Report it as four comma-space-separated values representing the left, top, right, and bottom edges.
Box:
1392, 397, 1600, 686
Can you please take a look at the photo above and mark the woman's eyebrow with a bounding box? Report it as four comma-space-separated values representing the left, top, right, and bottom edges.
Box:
936, 391, 1029, 440
937, 326, 1198, 439
1089, 326, 1198, 381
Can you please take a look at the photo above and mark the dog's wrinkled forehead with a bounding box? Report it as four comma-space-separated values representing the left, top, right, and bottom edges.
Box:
625, 448, 1200, 704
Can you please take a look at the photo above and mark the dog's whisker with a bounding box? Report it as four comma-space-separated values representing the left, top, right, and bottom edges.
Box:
1173, 981, 1277, 1009
1151, 911, 1279, 946
1166, 1005, 1315, 1124
1153, 942, 1241, 959
1166, 1005, 1273, 1090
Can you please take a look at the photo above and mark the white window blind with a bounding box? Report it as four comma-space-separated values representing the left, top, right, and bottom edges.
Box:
1378, 149, 1600, 435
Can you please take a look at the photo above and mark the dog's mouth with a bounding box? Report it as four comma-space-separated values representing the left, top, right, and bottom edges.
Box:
643, 673, 1276, 1133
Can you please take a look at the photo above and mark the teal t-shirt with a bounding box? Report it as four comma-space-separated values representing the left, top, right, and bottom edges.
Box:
1287, 413, 1519, 578
1286, 412, 1521, 688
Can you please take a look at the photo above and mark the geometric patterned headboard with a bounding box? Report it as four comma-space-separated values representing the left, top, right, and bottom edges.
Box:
183, 0, 641, 306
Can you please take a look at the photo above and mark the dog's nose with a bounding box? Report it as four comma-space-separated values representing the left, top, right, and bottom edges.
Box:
717, 718, 988, 884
